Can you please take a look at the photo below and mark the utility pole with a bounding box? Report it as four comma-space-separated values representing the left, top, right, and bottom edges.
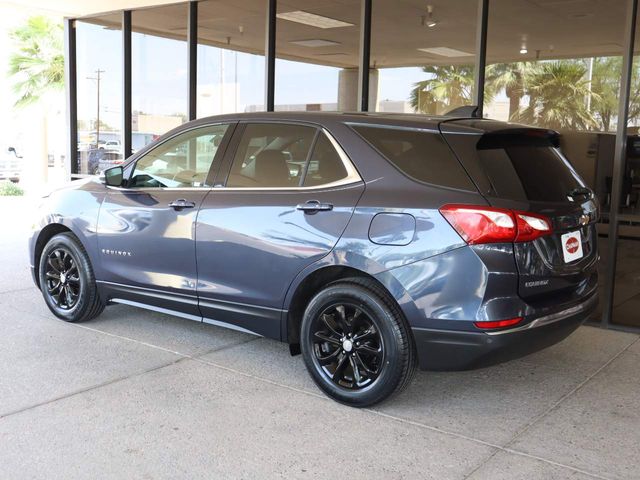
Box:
87, 69, 105, 148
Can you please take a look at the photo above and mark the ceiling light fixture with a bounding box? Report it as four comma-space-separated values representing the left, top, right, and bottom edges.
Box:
421, 5, 438, 28
276, 11, 353, 29
290, 39, 342, 48
520, 44, 528, 54
418, 47, 472, 57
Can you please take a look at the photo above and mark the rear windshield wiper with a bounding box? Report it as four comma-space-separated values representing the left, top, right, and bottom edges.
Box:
567, 187, 592, 200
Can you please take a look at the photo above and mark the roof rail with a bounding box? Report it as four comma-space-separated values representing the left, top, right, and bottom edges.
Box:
444, 105, 481, 118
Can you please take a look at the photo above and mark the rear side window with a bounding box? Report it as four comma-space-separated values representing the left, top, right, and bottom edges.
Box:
351, 125, 475, 190
226, 123, 316, 188
303, 134, 348, 187
476, 140, 585, 202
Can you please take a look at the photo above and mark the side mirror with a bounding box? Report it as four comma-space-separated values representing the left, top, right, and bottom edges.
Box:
103, 166, 124, 187
7, 147, 21, 158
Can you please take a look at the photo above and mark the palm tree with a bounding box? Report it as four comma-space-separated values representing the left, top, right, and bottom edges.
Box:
8, 16, 64, 107
486, 62, 536, 120
514, 60, 598, 130
589, 56, 640, 130
409, 65, 476, 114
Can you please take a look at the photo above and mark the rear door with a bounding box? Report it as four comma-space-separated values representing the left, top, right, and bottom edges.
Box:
441, 121, 599, 302
195, 122, 364, 338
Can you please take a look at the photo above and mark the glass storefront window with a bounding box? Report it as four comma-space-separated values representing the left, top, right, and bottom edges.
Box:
197, 0, 266, 116
132, 4, 188, 151
484, 0, 628, 326
274, 2, 360, 111
610, 10, 640, 328
75, 15, 122, 175
371, 0, 478, 114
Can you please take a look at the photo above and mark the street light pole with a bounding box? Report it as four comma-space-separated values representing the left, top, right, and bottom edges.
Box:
87, 69, 105, 147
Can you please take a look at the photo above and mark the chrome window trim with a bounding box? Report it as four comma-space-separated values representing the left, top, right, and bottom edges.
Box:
215, 128, 362, 192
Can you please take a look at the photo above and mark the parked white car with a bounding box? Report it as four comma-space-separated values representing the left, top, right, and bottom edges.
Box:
0, 147, 22, 183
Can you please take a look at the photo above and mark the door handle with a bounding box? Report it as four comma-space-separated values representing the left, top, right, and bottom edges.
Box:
296, 200, 334, 214
168, 198, 196, 210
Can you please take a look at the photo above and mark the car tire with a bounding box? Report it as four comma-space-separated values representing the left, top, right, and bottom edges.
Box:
300, 277, 416, 407
38, 232, 105, 322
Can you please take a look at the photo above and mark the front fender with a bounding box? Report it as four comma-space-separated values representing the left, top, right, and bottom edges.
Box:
28, 179, 106, 278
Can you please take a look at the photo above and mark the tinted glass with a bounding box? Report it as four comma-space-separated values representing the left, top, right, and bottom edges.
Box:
227, 124, 316, 188
303, 134, 348, 187
371, 1, 479, 115
132, 5, 188, 150
129, 125, 228, 188
275, 2, 360, 111
477, 146, 584, 202
352, 125, 475, 190
76, 16, 123, 174
197, 0, 266, 116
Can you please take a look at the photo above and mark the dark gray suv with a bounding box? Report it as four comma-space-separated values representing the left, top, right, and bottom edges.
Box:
29, 112, 599, 406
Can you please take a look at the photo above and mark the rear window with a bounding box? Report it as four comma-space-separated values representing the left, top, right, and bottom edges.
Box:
351, 125, 475, 190
477, 143, 585, 202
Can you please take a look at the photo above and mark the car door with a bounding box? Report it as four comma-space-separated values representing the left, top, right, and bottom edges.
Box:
97, 123, 234, 316
195, 122, 365, 338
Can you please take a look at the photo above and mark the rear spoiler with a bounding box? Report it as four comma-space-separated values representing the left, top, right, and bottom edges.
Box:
477, 129, 560, 149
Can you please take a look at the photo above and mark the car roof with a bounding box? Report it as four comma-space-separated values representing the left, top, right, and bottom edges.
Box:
184, 111, 549, 136
190, 111, 449, 130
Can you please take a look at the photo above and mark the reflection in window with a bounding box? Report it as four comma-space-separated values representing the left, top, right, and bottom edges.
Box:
371, 1, 478, 114
197, 0, 266, 116
132, 4, 188, 151
76, 16, 123, 174
129, 124, 228, 188
227, 123, 316, 188
275, 2, 360, 111
303, 134, 348, 187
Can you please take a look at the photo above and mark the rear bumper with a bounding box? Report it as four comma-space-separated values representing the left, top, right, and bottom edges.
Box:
412, 293, 598, 371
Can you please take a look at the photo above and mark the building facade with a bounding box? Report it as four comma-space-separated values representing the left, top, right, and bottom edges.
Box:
66, 0, 640, 331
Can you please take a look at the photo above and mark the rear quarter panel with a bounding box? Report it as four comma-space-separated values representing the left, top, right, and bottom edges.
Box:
283, 121, 505, 328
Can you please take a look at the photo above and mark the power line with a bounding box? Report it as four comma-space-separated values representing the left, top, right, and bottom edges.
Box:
86, 69, 105, 147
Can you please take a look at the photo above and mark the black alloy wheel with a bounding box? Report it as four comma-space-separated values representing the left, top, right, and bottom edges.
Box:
311, 302, 384, 390
38, 232, 105, 322
44, 248, 81, 310
301, 278, 416, 407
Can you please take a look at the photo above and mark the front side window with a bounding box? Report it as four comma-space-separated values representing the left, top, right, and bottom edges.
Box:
129, 124, 229, 188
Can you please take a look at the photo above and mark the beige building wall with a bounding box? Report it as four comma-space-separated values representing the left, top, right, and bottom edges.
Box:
132, 113, 183, 134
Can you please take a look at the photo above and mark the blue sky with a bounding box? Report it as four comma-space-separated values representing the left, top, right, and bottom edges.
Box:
76, 21, 431, 133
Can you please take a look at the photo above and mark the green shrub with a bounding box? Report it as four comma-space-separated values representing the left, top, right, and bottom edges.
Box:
0, 181, 24, 196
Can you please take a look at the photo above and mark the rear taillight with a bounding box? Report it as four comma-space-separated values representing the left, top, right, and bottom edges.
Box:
474, 317, 523, 329
439, 204, 552, 245
514, 212, 552, 242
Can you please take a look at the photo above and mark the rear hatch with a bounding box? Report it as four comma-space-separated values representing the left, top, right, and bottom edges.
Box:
440, 119, 599, 304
